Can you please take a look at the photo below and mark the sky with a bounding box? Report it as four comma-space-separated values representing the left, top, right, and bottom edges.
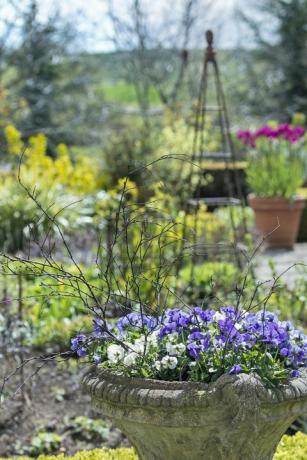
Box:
1, 0, 261, 52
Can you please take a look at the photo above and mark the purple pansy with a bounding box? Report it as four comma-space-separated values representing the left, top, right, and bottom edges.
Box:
71, 334, 88, 357
117, 312, 158, 336
229, 364, 243, 375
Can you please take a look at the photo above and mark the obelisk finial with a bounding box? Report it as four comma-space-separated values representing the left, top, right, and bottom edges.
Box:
205, 30, 215, 62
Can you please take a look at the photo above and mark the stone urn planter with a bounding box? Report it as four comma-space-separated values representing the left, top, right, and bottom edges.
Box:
82, 366, 307, 460
248, 194, 305, 248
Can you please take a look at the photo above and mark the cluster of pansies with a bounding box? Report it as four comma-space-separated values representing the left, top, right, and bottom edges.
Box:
71, 306, 307, 385
237, 123, 305, 148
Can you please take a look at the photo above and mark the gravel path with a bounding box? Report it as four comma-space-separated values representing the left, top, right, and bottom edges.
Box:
256, 243, 307, 287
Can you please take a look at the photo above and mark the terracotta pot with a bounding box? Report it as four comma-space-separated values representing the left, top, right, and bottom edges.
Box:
82, 367, 307, 460
248, 194, 305, 248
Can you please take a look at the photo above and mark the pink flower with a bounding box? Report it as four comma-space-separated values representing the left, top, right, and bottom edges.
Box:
237, 123, 305, 147
237, 130, 255, 148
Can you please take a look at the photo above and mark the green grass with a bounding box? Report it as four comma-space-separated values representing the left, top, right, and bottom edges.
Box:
97, 80, 161, 106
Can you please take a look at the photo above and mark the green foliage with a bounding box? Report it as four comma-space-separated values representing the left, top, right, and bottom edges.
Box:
98, 80, 160, 106
0, 261, 95, 349
215, 206, 255, 232
179, 262, 239, 304
241, 0, 307, 117
246, 138, 304, 198
266, 266, 307, 326
92, 180, 231, 309
21, 265, 94, 348
29, 432, 62, 456
67, 416, 110, 442
51, 386, 66, 402
0, 177, 45, 252
101, 126, 158, 188
155, 115, 219, 201
0, 176, 89, 252
11, 1, 69, 141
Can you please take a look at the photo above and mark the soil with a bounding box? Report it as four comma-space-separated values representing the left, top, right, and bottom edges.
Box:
0, 354, 127, 457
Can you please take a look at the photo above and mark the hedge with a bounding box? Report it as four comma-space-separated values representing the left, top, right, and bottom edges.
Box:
2, 433, 306, 459
0, 450, 136, 460
274, 432, 307, 460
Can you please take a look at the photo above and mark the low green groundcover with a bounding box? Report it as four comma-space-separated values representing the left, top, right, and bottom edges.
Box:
1, 433, 306, 460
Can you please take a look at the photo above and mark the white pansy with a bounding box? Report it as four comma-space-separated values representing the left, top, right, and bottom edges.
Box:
168, 332, 179, 343
234, 322, 242, 330
165, 342, 185, 356
208, 367, 216, 373
175, 343, 186, 354
161, 355, 178, 370
148, 330, 159, 345
133, 337, 146, 353
154, 360, 162, 371
123, 352, 138, 366
107, 344, 125, 363
213, 311, 226, 322
124, 338, 145, 354
165, 342, 176, 354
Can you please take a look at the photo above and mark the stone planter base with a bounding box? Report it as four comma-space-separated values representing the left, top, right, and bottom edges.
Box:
82, 368, 307, 460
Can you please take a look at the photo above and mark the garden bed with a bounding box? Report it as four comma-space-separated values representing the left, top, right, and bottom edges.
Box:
0, 356, 126, 457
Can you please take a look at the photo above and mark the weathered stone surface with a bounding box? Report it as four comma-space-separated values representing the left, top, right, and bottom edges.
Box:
82, 367, 307, 460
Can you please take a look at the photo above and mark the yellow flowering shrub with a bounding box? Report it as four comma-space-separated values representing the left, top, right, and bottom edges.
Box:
158, 116, 219, 158
0, 449, 137, 460
5, 124, 24, 155
274, 432, 307, 459
4, 124, 101, 194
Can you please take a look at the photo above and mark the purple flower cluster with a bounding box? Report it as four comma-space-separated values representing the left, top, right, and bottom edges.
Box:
159, 307, 216, 338
237, 123, 305, 147
243, 311, 306, 369
71, 333, 88, 357
187, 330, 211, 358
71, 306, 307, 382
117, 312, 158, 336
159, 306, 306, 375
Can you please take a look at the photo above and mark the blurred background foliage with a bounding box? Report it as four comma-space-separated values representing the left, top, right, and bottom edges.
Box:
0, 0, 305, 343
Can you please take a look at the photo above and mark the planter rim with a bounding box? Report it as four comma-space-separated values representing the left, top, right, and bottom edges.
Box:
248, 193, 305, 204
83, 366, 307, 408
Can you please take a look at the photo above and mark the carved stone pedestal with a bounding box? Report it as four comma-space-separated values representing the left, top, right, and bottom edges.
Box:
83, 368, 307, 460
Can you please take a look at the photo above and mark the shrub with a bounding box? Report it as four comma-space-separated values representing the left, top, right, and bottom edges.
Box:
178, 261, 239, 304
0, 448, 137, 460
0, 176, 88, 252
274, 432, 307, 459
4, 124, 101, 194
101, 126, 157, 188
